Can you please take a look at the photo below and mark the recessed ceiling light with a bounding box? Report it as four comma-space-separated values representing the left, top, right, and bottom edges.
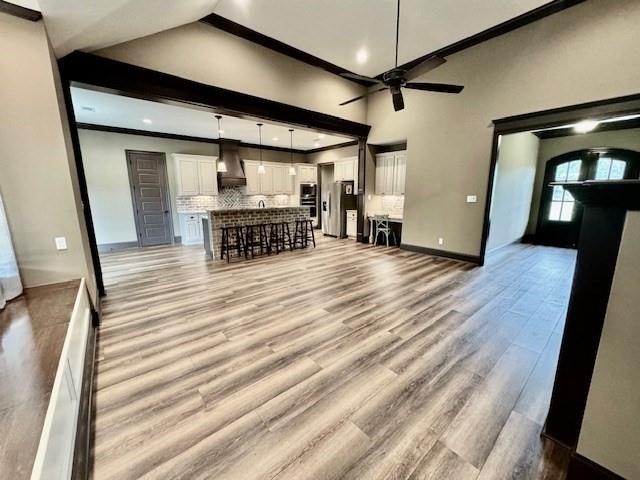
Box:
80, 105, 95, 112
218, 129, 224, 135
574, 120, 599, 133
314, 142, 320, 148
356, 48, 368, 64
318, 133, 326, 139
273, 137, 279, 142
143, 118, 153, 124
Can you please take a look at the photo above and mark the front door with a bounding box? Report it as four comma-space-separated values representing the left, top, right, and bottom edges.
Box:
126, 150, 174, 247
537, 148, 640, 247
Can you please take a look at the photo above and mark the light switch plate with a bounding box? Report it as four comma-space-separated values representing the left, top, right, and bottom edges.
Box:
55, 237, 68, 250
438, 237, 444, 246
466, 195, 478, 203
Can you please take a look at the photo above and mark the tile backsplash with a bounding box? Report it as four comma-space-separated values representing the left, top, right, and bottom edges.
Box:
176, 187, 292, 213
367, 194, 404, 217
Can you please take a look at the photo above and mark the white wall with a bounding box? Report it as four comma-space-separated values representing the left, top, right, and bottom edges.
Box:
578, 211, 640, 479
95, 22, 366, 124
528, 127, 640, 233
78, 129, 219, 244
366, 0, 640, 256
487, 132, 540, 251
0, 13, 94, 295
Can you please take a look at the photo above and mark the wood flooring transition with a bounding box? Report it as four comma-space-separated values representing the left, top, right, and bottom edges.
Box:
93, 236, 576, 479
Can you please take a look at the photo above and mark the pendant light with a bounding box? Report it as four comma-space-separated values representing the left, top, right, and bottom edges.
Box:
257, 123, 265, 174
215, 115, 227, 173
288, 129, 296, 176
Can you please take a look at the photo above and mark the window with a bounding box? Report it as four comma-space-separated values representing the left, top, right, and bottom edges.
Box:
595, 157, 626, 180
548, 160, 581, 222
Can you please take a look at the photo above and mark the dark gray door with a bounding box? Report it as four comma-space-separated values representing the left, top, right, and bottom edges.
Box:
126, 150, 173, 247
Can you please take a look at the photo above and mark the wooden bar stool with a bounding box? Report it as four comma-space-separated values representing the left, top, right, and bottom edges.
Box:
293, 218, 316, 249
244, 224, 270, 259
268, 222, 293, 254
220, 225, 246, 262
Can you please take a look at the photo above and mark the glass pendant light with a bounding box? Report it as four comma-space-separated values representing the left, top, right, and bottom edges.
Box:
288, 129, 296, 176
257, 123, 265, 174
215, 115, 227, 173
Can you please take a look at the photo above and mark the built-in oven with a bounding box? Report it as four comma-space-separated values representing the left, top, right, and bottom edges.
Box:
300, 183, 317, 197
300, 183, 317, 218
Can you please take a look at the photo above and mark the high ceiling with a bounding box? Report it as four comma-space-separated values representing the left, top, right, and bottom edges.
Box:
212, 0, 552, 77
71, 87, 352, 150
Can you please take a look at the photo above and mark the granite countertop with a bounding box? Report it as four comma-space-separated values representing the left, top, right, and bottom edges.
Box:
207, 206, 310, 214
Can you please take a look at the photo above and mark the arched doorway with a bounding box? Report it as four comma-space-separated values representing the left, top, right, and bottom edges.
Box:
536, 148, 640, 247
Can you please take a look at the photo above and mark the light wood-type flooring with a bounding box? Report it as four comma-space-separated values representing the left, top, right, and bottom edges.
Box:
93, 236, 576, 479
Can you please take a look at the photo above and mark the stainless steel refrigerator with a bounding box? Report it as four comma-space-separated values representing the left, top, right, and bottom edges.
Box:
322, 182, 356, 238
0, 193, 22, 309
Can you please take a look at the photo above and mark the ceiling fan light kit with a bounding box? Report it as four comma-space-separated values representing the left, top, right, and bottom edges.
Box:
339, 0, 464, 112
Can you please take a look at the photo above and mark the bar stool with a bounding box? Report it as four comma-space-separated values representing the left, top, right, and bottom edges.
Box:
244, 223, 270, 259
220, 225, 245, 262
268, 222, 293, 254
293, 218, 316, 249
373, 215, 397, 247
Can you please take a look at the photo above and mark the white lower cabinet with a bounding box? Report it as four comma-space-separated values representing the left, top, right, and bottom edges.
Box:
346, 209, 358, 237
180, 214, 205, 245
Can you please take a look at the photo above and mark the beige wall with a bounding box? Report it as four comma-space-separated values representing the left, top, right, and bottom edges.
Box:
528, 127, 640, 233
307, 144, 359, 165
95, 22, 367, 124
0, 13, 94, 295
577, 211, 640, 479
78, 129, 219, 244
487, 132, 540, 250
366, 0, 640, 256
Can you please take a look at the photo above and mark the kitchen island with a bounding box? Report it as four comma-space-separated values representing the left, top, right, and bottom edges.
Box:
206, 207, 310, 259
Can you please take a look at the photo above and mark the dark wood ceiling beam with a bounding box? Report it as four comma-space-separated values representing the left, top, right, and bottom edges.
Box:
0, 0, 41, 21
199, 13, 374, 87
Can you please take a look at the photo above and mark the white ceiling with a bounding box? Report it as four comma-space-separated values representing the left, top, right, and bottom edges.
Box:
71, 87, 352, 150
38, 0, 219, 57
213, 0, 551, 77
5, 0, 40, 11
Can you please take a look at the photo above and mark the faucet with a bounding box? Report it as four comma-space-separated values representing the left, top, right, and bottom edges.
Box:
258, 200, 266, 208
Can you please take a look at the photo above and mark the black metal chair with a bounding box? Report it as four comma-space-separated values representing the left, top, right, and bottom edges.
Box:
244, 223, 270, 259
293, 218, 316, 249
220, 225, 245, 262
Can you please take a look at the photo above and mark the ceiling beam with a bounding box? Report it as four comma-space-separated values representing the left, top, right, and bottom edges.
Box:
0, 0, 41, 21
392, 0, 585, 78
76, 123, 310, 154
199, 13, 375, 87
59, 52, 370, 139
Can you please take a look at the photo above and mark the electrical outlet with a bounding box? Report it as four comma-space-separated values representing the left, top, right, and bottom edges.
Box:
438, 237, 444, 246
466, 195, 478, 203
55, 237, 67, 250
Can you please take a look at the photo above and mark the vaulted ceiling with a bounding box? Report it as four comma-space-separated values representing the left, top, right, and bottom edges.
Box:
212, 0, 553, 77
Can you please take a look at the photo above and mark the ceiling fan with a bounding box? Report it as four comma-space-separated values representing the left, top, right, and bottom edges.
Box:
339, 0, 464, 112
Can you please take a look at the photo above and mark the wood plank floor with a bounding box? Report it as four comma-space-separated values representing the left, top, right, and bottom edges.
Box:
93, 236, 575, 479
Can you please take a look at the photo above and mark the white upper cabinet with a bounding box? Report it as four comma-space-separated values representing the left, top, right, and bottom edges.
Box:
244, 161, 261, 194
375, 151, 406, 195
296, 164, 317, 183
334, 157, 358, 193
173, 154, 218, 196
244, 160, 293, 195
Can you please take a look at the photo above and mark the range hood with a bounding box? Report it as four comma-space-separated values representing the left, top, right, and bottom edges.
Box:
218, 139, 246, 187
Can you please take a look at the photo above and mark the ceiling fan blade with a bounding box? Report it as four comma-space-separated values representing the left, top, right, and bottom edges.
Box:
339, 87, 388, 106
339, 72, 382, 84
404, 56, 447, 81
391, 87, 404, 112
404, 82, 464, 94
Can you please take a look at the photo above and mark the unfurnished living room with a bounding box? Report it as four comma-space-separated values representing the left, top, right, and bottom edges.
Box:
1, 1, 639, 479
